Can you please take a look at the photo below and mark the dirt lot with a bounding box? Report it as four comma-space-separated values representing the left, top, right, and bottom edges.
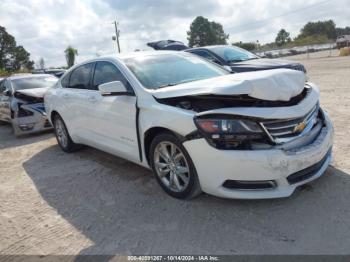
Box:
0, 51, 350, 255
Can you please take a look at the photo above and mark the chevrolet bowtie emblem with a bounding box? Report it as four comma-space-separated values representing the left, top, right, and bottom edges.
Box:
293, 121, 307, 133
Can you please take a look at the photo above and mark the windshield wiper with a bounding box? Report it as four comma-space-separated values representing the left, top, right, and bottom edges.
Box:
228, 57, 259, 63
157, 83, 177, 89
227, 59, 244, 63
157, 78, 201, 89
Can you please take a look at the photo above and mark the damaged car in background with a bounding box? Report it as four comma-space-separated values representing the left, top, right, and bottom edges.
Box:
147, 40, 306, 74
0, 74, 57, 136
45, 51, 333, 199
185, 45, 307, 74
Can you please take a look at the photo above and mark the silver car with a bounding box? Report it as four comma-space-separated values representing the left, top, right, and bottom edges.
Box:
0, 74, 57, 136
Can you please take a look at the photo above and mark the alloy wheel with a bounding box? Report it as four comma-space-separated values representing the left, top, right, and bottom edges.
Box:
55, 118, 68, 148
153, 141, 190, 192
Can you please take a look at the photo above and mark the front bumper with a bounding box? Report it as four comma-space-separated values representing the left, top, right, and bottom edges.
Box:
12, 114, 52, 136
183, 113, 333, 199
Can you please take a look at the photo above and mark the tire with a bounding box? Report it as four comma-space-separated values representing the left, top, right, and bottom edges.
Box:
149, 133, 202, 199
53, 114, 81, 152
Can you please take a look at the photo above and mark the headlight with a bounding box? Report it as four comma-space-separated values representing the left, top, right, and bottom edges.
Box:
17, 106, 34, 118
194, 118, 265, 149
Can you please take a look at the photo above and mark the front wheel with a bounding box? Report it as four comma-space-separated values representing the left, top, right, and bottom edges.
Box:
53, 114, 81, 152
149, 133, 202, 199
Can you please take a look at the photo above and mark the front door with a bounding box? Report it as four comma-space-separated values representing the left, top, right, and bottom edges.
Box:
87, 61, 139, 162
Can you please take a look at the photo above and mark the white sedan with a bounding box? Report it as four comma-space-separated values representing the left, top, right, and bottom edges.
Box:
44, 51, 333, 199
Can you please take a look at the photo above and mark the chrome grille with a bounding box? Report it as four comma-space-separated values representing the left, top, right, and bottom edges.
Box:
261, 105, 319, 140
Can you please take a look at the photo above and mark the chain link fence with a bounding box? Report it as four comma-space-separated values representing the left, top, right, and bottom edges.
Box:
253, 42, 338, 59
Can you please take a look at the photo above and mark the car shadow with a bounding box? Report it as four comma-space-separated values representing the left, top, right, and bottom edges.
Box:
0, 123, 53, 149
22, 145, 350, 255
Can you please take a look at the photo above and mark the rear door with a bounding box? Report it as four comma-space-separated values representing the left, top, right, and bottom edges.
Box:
58, 62, 95, 140
86, 61, 139, 161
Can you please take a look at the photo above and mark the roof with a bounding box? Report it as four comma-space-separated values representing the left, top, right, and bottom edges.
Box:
146, 40, 188, 51
82, 51, 186, 63
116, 50, 182, 59
186, 45, 227, 51
60, 51, 197, 73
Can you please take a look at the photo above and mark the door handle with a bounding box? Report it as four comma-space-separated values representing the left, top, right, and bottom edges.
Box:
63, 93, 69, 98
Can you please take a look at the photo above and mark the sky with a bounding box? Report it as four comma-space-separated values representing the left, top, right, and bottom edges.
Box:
0, 0, 349, 67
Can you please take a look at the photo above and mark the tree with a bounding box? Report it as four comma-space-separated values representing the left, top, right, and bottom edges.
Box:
336, 27, 350, 36
39, 58, 45, 69
297, 20, 337, 40
13, 46, 34, 71
65, 46, 78, 68
0, 26, 34, 71
232, 41, 256, 51
293, 34, 330, 46
0, 26, 16, 70
275, 29, 291, 47
187, 16, 229, 47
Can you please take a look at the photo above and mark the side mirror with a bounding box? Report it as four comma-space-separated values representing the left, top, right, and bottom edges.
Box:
222, 65, 233, 73
98, 81, 132, 96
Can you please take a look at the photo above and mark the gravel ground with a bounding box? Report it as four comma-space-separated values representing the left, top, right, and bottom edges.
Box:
0, 51, 350, 255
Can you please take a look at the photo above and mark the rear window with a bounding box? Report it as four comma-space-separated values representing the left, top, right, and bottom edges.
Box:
210, 46, 258, 62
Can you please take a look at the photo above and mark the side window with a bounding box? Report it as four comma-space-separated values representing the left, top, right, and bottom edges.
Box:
0, 80, 12, 95
93, 61, 132, 92
191, 50, 221, 64
4, 80, 12, 93
0, 80, 5, 92
61, 72, 71, 88
68, 63, 94, 89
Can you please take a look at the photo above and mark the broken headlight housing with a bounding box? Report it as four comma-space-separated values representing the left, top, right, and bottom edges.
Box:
17, 106, 34, 118
194, 117, 265, 149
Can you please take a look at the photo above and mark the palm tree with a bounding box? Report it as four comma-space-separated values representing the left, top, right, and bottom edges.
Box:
64, 46, 78, 68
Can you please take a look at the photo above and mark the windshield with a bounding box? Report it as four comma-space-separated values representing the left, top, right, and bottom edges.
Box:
124, 53, 228, 89
11, 76, 58, 91
210, 46, 259, 63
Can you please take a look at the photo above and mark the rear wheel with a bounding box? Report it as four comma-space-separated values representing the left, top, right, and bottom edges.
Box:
53, 114, 81, 152
149, 133, 202, 199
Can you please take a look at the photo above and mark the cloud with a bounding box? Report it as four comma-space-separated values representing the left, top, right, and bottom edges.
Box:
0, 0, 349, 67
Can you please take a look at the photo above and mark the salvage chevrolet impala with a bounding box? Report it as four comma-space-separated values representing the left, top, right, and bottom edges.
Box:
44, 51, 333, 199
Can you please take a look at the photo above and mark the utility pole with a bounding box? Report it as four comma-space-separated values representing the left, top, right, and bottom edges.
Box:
113, 21, 121, 53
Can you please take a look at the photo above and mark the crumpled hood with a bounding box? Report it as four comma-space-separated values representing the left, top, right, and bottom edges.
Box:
15, 87, 50, 98
152, 68, 306, 101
